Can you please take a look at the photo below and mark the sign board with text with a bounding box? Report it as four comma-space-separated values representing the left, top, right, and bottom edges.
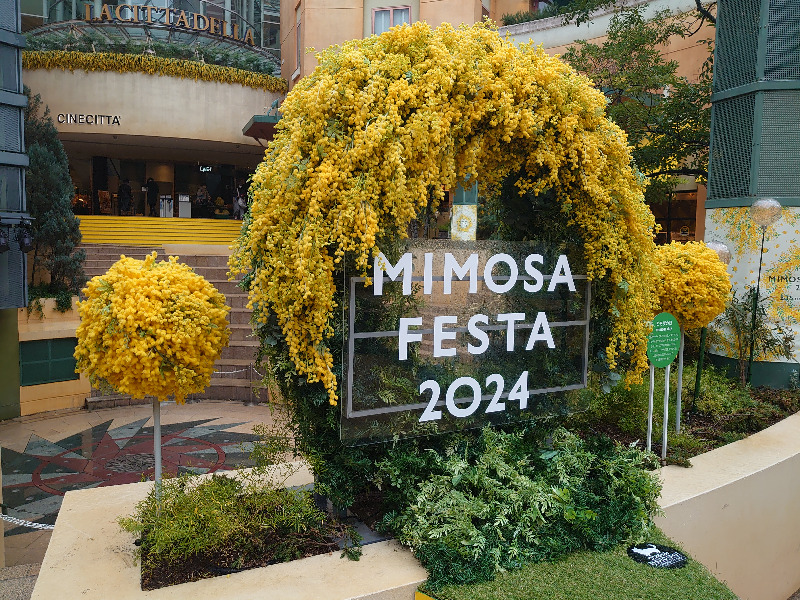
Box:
340, 240, 591, 445
647, 312, 680, 368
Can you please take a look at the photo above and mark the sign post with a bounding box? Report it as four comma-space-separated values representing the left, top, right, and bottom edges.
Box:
646, 312, 681, 461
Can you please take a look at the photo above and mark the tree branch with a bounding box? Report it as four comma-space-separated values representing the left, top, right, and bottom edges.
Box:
648, 167, 708, 178
694, 0, 716, 25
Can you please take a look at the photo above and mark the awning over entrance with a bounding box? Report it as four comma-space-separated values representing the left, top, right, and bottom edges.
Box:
242, 114, 280, 146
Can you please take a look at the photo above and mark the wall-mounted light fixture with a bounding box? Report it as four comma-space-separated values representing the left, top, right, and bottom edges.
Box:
17, 220, 34, 253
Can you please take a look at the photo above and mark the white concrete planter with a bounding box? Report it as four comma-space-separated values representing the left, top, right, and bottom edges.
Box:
33, 412, 800, 600
31, 463, 427, 600
656, 410, 800, 600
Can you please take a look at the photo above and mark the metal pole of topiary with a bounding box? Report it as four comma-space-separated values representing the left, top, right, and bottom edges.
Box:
747, 199, 782, 384
692, 241, 732, 414
675, 328, 684, 433
153, 398, 162, 486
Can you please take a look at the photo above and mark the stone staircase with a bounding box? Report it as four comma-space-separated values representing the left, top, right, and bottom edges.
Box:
79, 244, 266, 405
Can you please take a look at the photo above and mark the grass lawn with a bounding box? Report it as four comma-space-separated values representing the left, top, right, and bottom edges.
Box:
422, 528, 737, 600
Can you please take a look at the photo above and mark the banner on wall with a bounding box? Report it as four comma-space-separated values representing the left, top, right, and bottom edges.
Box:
707, 207, 800, 364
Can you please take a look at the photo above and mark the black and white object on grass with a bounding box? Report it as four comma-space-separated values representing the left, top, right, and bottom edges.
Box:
627, 543, 688, 569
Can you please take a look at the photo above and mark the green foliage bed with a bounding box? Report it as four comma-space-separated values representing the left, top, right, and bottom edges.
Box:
423, 528, 737, 600
375, 428, 662, 590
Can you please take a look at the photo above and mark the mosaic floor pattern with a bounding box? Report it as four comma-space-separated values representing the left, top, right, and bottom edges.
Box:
1, 417, 259, 536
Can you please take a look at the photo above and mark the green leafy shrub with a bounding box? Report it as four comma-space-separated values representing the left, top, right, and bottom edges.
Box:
119, 420, 360, 590
26, 30, 279, 76
500, 1, 572, 25
376, 428, 661, 589
712, 287, 795, 384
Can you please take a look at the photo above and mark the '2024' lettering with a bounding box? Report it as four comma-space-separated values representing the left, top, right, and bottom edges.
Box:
419, 372, 529, 422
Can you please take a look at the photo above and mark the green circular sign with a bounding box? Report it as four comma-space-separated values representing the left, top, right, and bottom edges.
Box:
647, 312, 681, 368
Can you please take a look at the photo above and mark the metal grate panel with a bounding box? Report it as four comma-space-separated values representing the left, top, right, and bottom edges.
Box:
0, 45, 20, 92
0, 2, 16, 33
0, 105, 22, 153
0, 246, 27, 309
19, 338, 80, 386
758, 90, 800, 196
708, 94, 755, 199
714, 0, 760, 92
765, 0, 800, 80
0, 166, 23, 211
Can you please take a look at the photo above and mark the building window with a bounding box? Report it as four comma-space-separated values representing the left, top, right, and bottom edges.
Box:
373, 6, 410, 35
652, 190, 698, 244
19, 338, 80, 387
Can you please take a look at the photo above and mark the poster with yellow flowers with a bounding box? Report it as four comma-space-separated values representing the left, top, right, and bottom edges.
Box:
706, 206, 800, 362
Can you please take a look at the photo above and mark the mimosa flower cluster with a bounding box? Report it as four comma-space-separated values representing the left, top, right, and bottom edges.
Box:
75, 252, 230, 403
654, 241, 731, 329
231, 22, 658, 404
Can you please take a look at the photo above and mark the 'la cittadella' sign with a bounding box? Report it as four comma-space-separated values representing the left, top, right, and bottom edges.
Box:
340, 240, 591, 445
83, 4, 255, 46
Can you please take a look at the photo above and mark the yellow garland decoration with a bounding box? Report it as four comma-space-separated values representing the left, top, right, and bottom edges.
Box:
654, 241, 732, 330
74, 252, 231, 403
231, 22, 659, 404
22, 50, 287, 93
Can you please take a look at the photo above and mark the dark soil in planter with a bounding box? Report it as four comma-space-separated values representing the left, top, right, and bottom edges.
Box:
348, 487, 386, 530
139, 524, 350, 590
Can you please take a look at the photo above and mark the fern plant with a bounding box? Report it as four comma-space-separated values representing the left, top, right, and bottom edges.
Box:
376, 428, 661, 589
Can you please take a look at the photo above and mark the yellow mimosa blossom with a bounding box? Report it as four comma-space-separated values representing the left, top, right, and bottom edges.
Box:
654, 241, 731, 329
231, 22, 659, 404
75, 252, 230, 403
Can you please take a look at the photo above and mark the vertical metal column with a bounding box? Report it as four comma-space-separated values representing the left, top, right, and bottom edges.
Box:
661, 364, 671, 462
675, 329, 684, 433
152, 397, 162, 488
646, 364, 655, 452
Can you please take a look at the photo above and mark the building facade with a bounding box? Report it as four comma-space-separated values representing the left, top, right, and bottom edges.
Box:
21, 0, 285, 219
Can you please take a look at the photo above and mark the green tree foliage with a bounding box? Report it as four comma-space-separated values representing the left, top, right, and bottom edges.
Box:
560, 0, 716, 27
562, 7, 713, 205
24, 87, 86, 297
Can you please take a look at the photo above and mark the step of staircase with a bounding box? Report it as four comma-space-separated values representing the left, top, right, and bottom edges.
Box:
78, 216, 242, 246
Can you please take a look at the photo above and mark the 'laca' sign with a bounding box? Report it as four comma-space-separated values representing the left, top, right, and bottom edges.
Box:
340, 240, 591, 445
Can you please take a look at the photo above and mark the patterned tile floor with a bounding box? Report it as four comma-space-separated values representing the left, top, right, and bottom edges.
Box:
1, 401, 276, 562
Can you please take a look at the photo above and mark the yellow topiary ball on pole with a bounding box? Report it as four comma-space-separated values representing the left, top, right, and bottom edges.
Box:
75, 252, 230, 485
75, 252, 231, 402
654, 241, 732, 330
653, 240, 731, 434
